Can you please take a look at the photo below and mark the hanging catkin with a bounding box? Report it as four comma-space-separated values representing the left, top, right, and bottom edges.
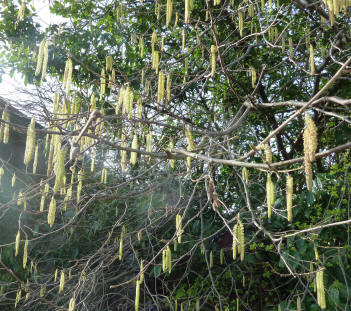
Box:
135, 280, 141, 311
47, 196, 56, 227
157, 71, 165, 104
121, 134, 127, 172
33, 144, 39, 174
251, 67, 257, 88
100, 68, 106, 99
106, 55, 113, 72
242, 167, 249, 183
41, 40, 49, 81
1, 107, 10, 144
146, 131, 152, 153
286, 175, 293, 221
53, 148, 66, 193
166, 0, 173, 27
59, 270, 65, 293
119, 226, 125, 260
316, 269, 326, 309
185, 0, 191, 24
232, 224, 238, 260
220, 248, 224, 265
24, 118, 36, 165
23, 239, 28, 269
68, 297, 75, 311
35, 39, 46, 76
238, 11, 244, 37
176, 213, 182, 243
238, 220, 245, 261
303, 114, 317, 190
266, 174, 274, 218
211, 45, 217, 77
0, 167, 4, 184
12, 172, 16, 187
185, 126, 195, 170
169, 138, 175, 168
130, 134, 138, 166
15, 230, 20, 256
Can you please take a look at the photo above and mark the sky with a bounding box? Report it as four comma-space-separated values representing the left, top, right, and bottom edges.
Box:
0, 0, 65, 101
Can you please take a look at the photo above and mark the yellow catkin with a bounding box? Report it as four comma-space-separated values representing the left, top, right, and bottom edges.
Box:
251, 67, 257, 88
185, 125, 195, 170
23, 239, 28, 269
15, 289, 21, 308
17, 191, 23, 206
32, 144, 39, 174
63, 58, 72, 91
220, 248, 224, 265
106, 55, 113, 72
289, 38, 293, 58
152, 51, 159, 73
41, 40, 49, 81
238, 11, 244, 37
130, 134, 138, 166
16, 1, 26, 24
69, 297, 75, 311
286, 175, 293, 221
0, 167, 4, 184
264, 144, 272, 164
166, 0, 173, 27
266, 174, 274, 218
139, 259, 144, 283
185, 0, 191, 24
146, 131, 152, 153
155, 1, 160, 19
176, 213, 182, 243
316, 269, 326, 309
162, 248, 167, 272
242, 167, 249, 183
139, 37, 144, 58
169, 138, 175, 169
211, 45, 217, 77
100, 68, 106, 99
309, 44, 315, 75
174, 11, 178, 27
151, 31, 157, 54
166, 74, 171, 103
47, 196, 56, 227
304, 115, 318, 162
157, 71, 165, 104
35, 39, 46, 76
54, 269, 58, 282
121, 135, 127, 172
297, 296, 301, 311
232, 224, 238, 260
239, 221, 245, 261
53, 148, 65, 193
77, 169, 83, 203
135, 280, 141, 311
303, 115, 317, 190
59, 270, 65, 293
15, 230, 20, 256
2, 107, 10, 144
210, 250, 213, 268
11, 172, 16, 187
119, 226, 125, 260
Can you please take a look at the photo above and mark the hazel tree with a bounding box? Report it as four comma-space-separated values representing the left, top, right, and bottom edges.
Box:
0, 0, 351, 310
